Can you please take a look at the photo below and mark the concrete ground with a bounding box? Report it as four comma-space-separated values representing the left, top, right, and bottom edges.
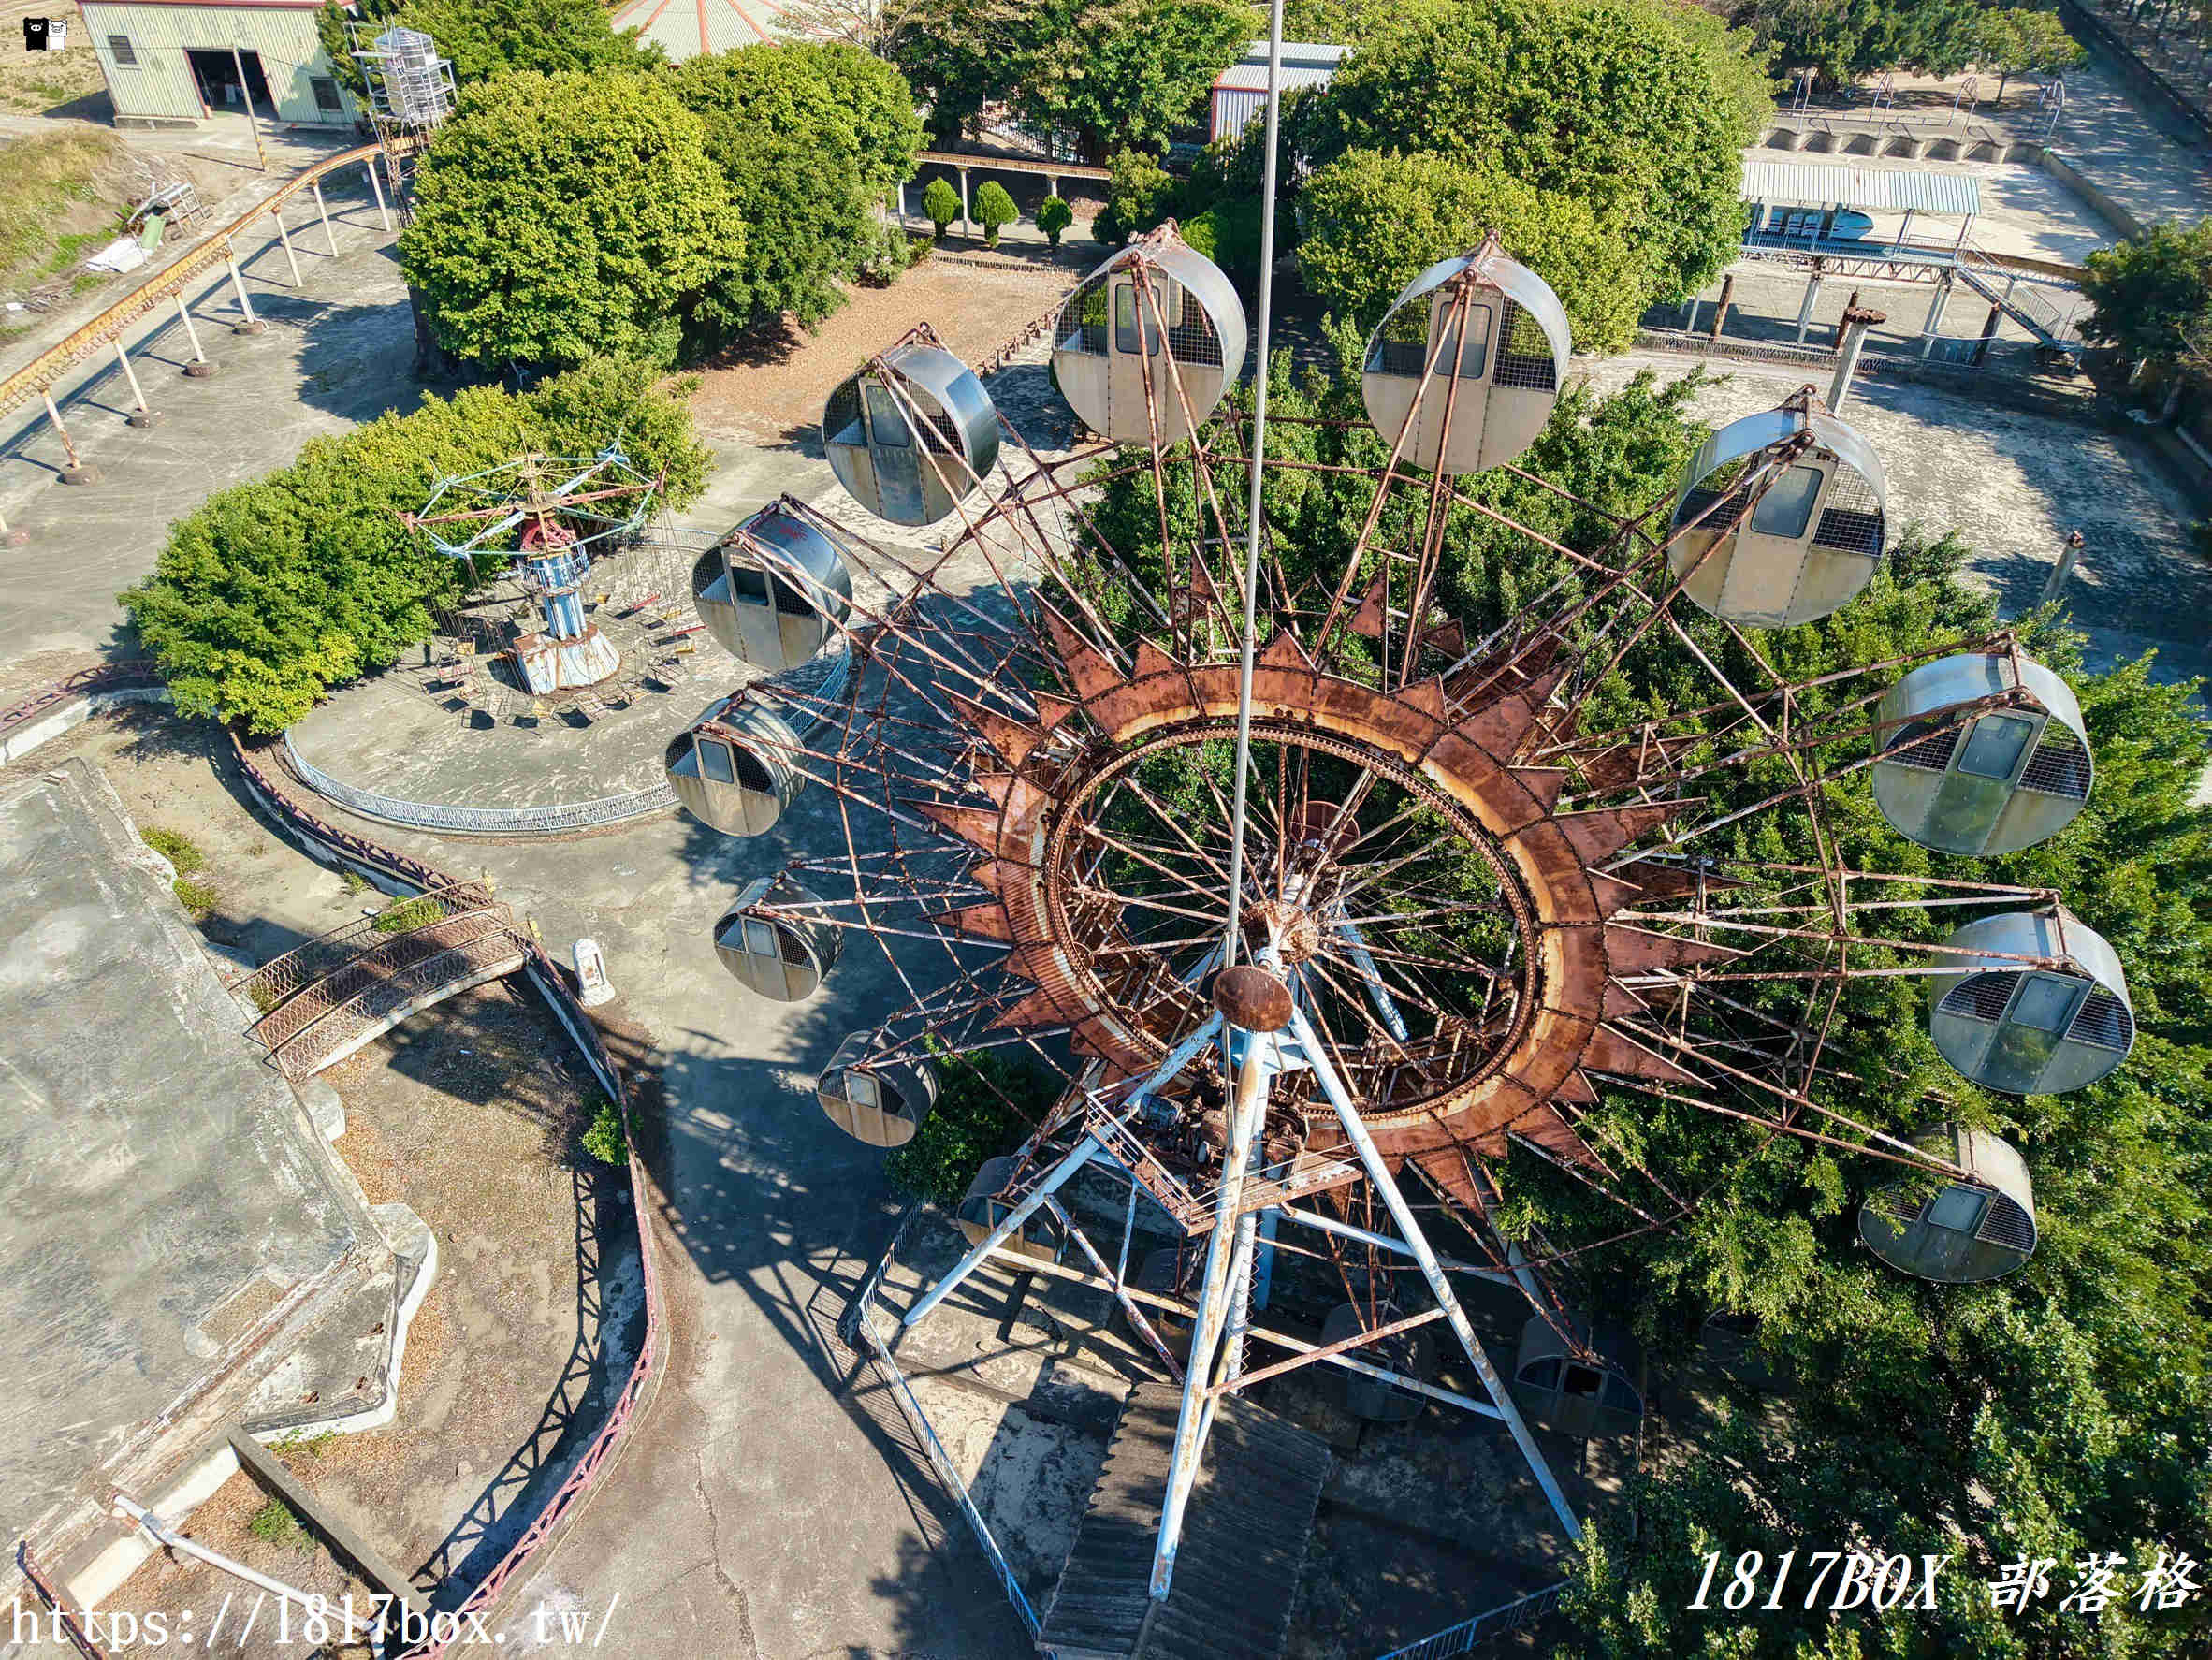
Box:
1583, 352, 2212, 689
102, 983, 639, 1658
0, 162, 412, 669
0, 757, 380, 1550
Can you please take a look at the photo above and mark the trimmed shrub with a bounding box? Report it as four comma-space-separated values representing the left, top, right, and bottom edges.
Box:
1037, 195, 1074, 249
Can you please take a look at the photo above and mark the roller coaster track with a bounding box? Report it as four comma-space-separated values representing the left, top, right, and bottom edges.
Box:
0, 141, 400, 423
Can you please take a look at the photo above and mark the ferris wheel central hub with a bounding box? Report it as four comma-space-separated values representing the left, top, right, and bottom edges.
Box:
1244, 898, 1323, 965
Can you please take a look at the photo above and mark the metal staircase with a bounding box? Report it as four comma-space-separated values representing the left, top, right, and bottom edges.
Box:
1037, 1381, 1331, 1660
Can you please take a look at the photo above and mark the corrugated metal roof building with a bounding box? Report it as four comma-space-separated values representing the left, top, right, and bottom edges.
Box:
1739, 162, 1984, 219
607, 0, 783, 61
78, 0, 361, 128
1209, 40, 1346, 143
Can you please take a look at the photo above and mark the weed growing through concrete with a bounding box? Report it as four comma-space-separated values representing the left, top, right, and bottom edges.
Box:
245, 1500, 310, 1551
373, 896, 444, 933
172, 878, 218, 922
139, 826, 205, 874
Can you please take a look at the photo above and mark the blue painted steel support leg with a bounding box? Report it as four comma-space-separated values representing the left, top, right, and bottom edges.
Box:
1288, 1005, 1583, 1542
901, 1136, 1097, 1330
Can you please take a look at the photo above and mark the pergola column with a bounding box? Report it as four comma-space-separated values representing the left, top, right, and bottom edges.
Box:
1796, 269, 1824, 342
311, 180, 338, 256
176, 294, 214, 376
269, 206, 302, 286
226, 250, 264, 334
113, 341, 156, 428
958, 166, 971, 236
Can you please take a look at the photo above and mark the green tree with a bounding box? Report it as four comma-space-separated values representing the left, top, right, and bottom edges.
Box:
1095, 147, 1175, 245
884, 1046, 1061, 1205
120, 360, 709, 734
1296, 0, 1772, 304
665, 45, 921, 345
890, 0, 1039, 147
923, 175, 961, 237
973, 179, 1018, 246
1013, 0, 1250, 159
400, 72, 745, 369
1296, 149, 1649, 352
2079, 219, 2212, 370
1037, 193, 1075, 248
1739, 0, 1987, 85
315, 0, 659, 100
1976, 6, 2087, 106
1280, 0, 1395, 41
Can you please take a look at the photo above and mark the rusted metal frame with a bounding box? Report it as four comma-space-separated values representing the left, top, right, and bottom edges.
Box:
1602, 1018, 1967, 1168
1494, 457, 1643, 529
776, 495, 1060, 697
1396, 284, 1478, 691
1040, 1195, 1186, 1380
1297, 951, 1421, 1064
1623, 915, 2059, 963
1644, 859, 2055, 897
866, 360, 1049, 645
1640, 889, 2041, 924
1125, 260, 1187, 653
1602, 1075, 1972, 1180
1577, 443, 1814, 701
1291, 1001, 1582, 1538
1316, 928, 1513, 987
1097, 767, 1245, 889
1315, 308, 1466, 653
1210, 1303, 1450, 1396
988, 432, 1181, 639
696, 715, 939, 837
1134, 274, 1247, 645
410, 476, 657, 529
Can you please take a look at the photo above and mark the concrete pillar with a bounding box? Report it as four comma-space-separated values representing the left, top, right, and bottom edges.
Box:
364, 160, 392, 232
1708, 272, 1736, 341
1919, 274, 1952, 358
1795, 270, 1824, 342
1829, 304, 1886, 411
958, 166, 971, 237
311, 180, 338, 257
43, 392, 97, 485
113, 341, 156, 428
2040, 530, 2085, 608
176, 295, 214, 376
226, 254, 264, 333
270, 207, 302, 286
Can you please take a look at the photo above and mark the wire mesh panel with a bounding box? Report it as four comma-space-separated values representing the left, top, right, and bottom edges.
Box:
1811, 459, 1885, 556
1492, 299, 1558, 392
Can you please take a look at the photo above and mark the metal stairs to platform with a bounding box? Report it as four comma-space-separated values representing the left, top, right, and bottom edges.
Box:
1037, 1381, 1332, 1660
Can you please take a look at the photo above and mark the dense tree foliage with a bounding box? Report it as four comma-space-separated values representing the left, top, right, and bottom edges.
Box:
885, 1046, 1063, 1205
892, 0, 1245, 154
666, 44, 920, 344
1076, 342, 2212, 1659
1738, 0, 2081, 89
1296, 149, 1647, 351
1294, 0, 1771, 304
120, 361, 709, 734
973, 179, 1018, 244
315, 0, 658, 98
2080, 220, 2212, 369
400, 72, 744, 369
1012, 0, 1250, 158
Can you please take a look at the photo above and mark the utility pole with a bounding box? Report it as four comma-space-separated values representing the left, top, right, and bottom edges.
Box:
229, 48, 269, 172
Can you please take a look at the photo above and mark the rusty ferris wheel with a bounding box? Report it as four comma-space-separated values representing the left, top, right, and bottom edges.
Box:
658, 216, 2131, 1602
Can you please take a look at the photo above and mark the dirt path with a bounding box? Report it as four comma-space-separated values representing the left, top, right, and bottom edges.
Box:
686, 247, 1084, 448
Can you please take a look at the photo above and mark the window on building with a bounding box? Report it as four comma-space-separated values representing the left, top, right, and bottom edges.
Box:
312, 77, 342, 112
108, 34, 138, 66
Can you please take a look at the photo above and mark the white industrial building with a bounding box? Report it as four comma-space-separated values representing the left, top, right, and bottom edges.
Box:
1208, 40, 1346, 142
76, 0, 361, 129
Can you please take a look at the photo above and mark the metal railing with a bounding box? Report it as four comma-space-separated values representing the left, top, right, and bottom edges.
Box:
0, 659, 162, 734
1372, 1579, 1574, 1660
841, 1205, 1042, 1639
231, 880, 496, 1012
263, 925, 530, 1079
6, 662, 666, 1654
0, 144, 393, 421
280, 734, 679, 835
